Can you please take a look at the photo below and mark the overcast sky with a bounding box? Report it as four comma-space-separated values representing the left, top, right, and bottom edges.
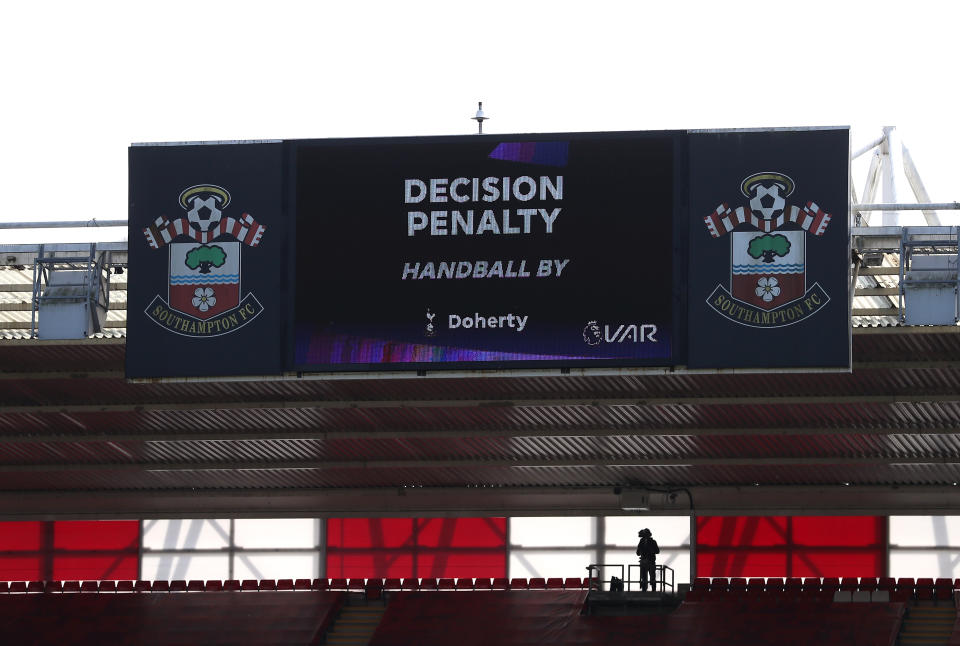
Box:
2, 0, 957, 243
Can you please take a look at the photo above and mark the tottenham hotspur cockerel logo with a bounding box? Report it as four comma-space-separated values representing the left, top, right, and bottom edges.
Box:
142, 185, 266, 337
704, 172, 832, 328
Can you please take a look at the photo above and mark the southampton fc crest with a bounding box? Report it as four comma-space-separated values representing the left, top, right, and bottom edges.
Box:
142, 185, 266, 336
703, 172, 831, 328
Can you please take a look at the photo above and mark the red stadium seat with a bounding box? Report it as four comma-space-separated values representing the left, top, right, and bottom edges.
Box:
223, 580, 241, 591
134, 580, 152, 593
205, 580, 223, 592
276, 578, 294, 591
692, 577, 710, 590
347, 578, 366, 591
80, 581, 99, 593
545, 577, 564, 589
896, 578, 916, 594
116, 581, 135, 593
491, 578, 508, 590
419, 578, 438, 591
294, 578, 312, 591
729, 577, 747, 592
186, 580, 204, 592
365, 579, 383, 601
329, 578, 348, 590
401, 578, 419, 591
766, 578, 785, 592
877, 577, 895, 591
509, 578, 529, 590
935, 578, 953, 601
839, 577, 858, 591
802, 577, 821, 592
454, 578, 474, 590
709, 577, 728, 592
9, 582, 27, 594
746, 578, 765, 592
785, 577, 802, 591
44, 581, 62, 593
473, 578, 493, 590
821, 577, 839, 592
98, 581, 116, 593
62, 581, 81, 593
152, 581, 171, 593
916, 577, 934, 601
858, 577, 878, 591
169, 580, 187, 592
528, 577, 547, 589
891, 589, 912, 603
240, 580, 259, 592
259, 580, 277, 591
437, 578, 455, 591
563, 577, 583, 590
383, 578, 403, 590
313, 578, 329, 591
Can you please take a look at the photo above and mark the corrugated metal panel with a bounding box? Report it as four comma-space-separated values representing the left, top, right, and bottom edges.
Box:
4, 330, 960, 503
4, 429, 960, 469
2, 461, 960, 492
6, 365, 960, 408
6, 400, 960, 439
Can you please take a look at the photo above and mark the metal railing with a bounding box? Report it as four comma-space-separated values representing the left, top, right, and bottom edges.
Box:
628, 563, 674, 593
586, 562, 674, 593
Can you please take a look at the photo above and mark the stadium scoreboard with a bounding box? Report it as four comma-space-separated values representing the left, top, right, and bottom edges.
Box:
127, 128, 850, 379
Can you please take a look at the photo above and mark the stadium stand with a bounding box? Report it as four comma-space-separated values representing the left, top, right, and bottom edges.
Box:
0, 589, 345, 645
363, 588, 907, 646
4, 167, 960, 645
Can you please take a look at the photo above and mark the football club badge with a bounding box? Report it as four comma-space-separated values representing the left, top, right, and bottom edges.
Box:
143, 185, 266, 337
425, 308, 437, 337
704, 172, 832, 328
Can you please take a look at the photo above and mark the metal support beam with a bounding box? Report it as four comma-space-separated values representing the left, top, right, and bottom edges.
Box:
0, 485, 959, 519
5, 422, 960, 444
854, 202, 960, 211
2, 454, 960, 474
5, 392, 960, 416
902, 144, 942, 225
0, 221, 127, 230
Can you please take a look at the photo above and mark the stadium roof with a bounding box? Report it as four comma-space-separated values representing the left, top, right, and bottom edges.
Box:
2, 315, 960, 519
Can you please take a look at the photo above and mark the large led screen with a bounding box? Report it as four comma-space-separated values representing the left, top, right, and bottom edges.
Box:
292, 133, 683, 371
126, 128, 850, 380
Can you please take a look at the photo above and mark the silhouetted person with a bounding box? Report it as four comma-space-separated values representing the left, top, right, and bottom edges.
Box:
636, 528, 660, 592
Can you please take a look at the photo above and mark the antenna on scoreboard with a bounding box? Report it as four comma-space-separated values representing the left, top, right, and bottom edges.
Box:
472, 101, 488, 134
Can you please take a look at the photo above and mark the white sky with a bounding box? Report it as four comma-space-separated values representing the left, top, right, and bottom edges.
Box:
2, 0, 958, 244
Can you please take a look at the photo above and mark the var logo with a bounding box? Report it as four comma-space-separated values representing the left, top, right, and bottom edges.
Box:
583, 321, 658, 346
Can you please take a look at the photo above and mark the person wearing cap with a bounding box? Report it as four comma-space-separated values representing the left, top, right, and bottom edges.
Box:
636, 528, 660, 592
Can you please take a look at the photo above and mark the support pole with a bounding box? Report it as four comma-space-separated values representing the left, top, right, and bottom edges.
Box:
881, 126, 901, 226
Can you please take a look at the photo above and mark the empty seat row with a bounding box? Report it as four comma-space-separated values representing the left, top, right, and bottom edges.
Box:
690, 577, 956, 601
0, 579, 314, 594
377, 577, 586, 590
0, 576, 590, 594
325, 577, 585, 591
